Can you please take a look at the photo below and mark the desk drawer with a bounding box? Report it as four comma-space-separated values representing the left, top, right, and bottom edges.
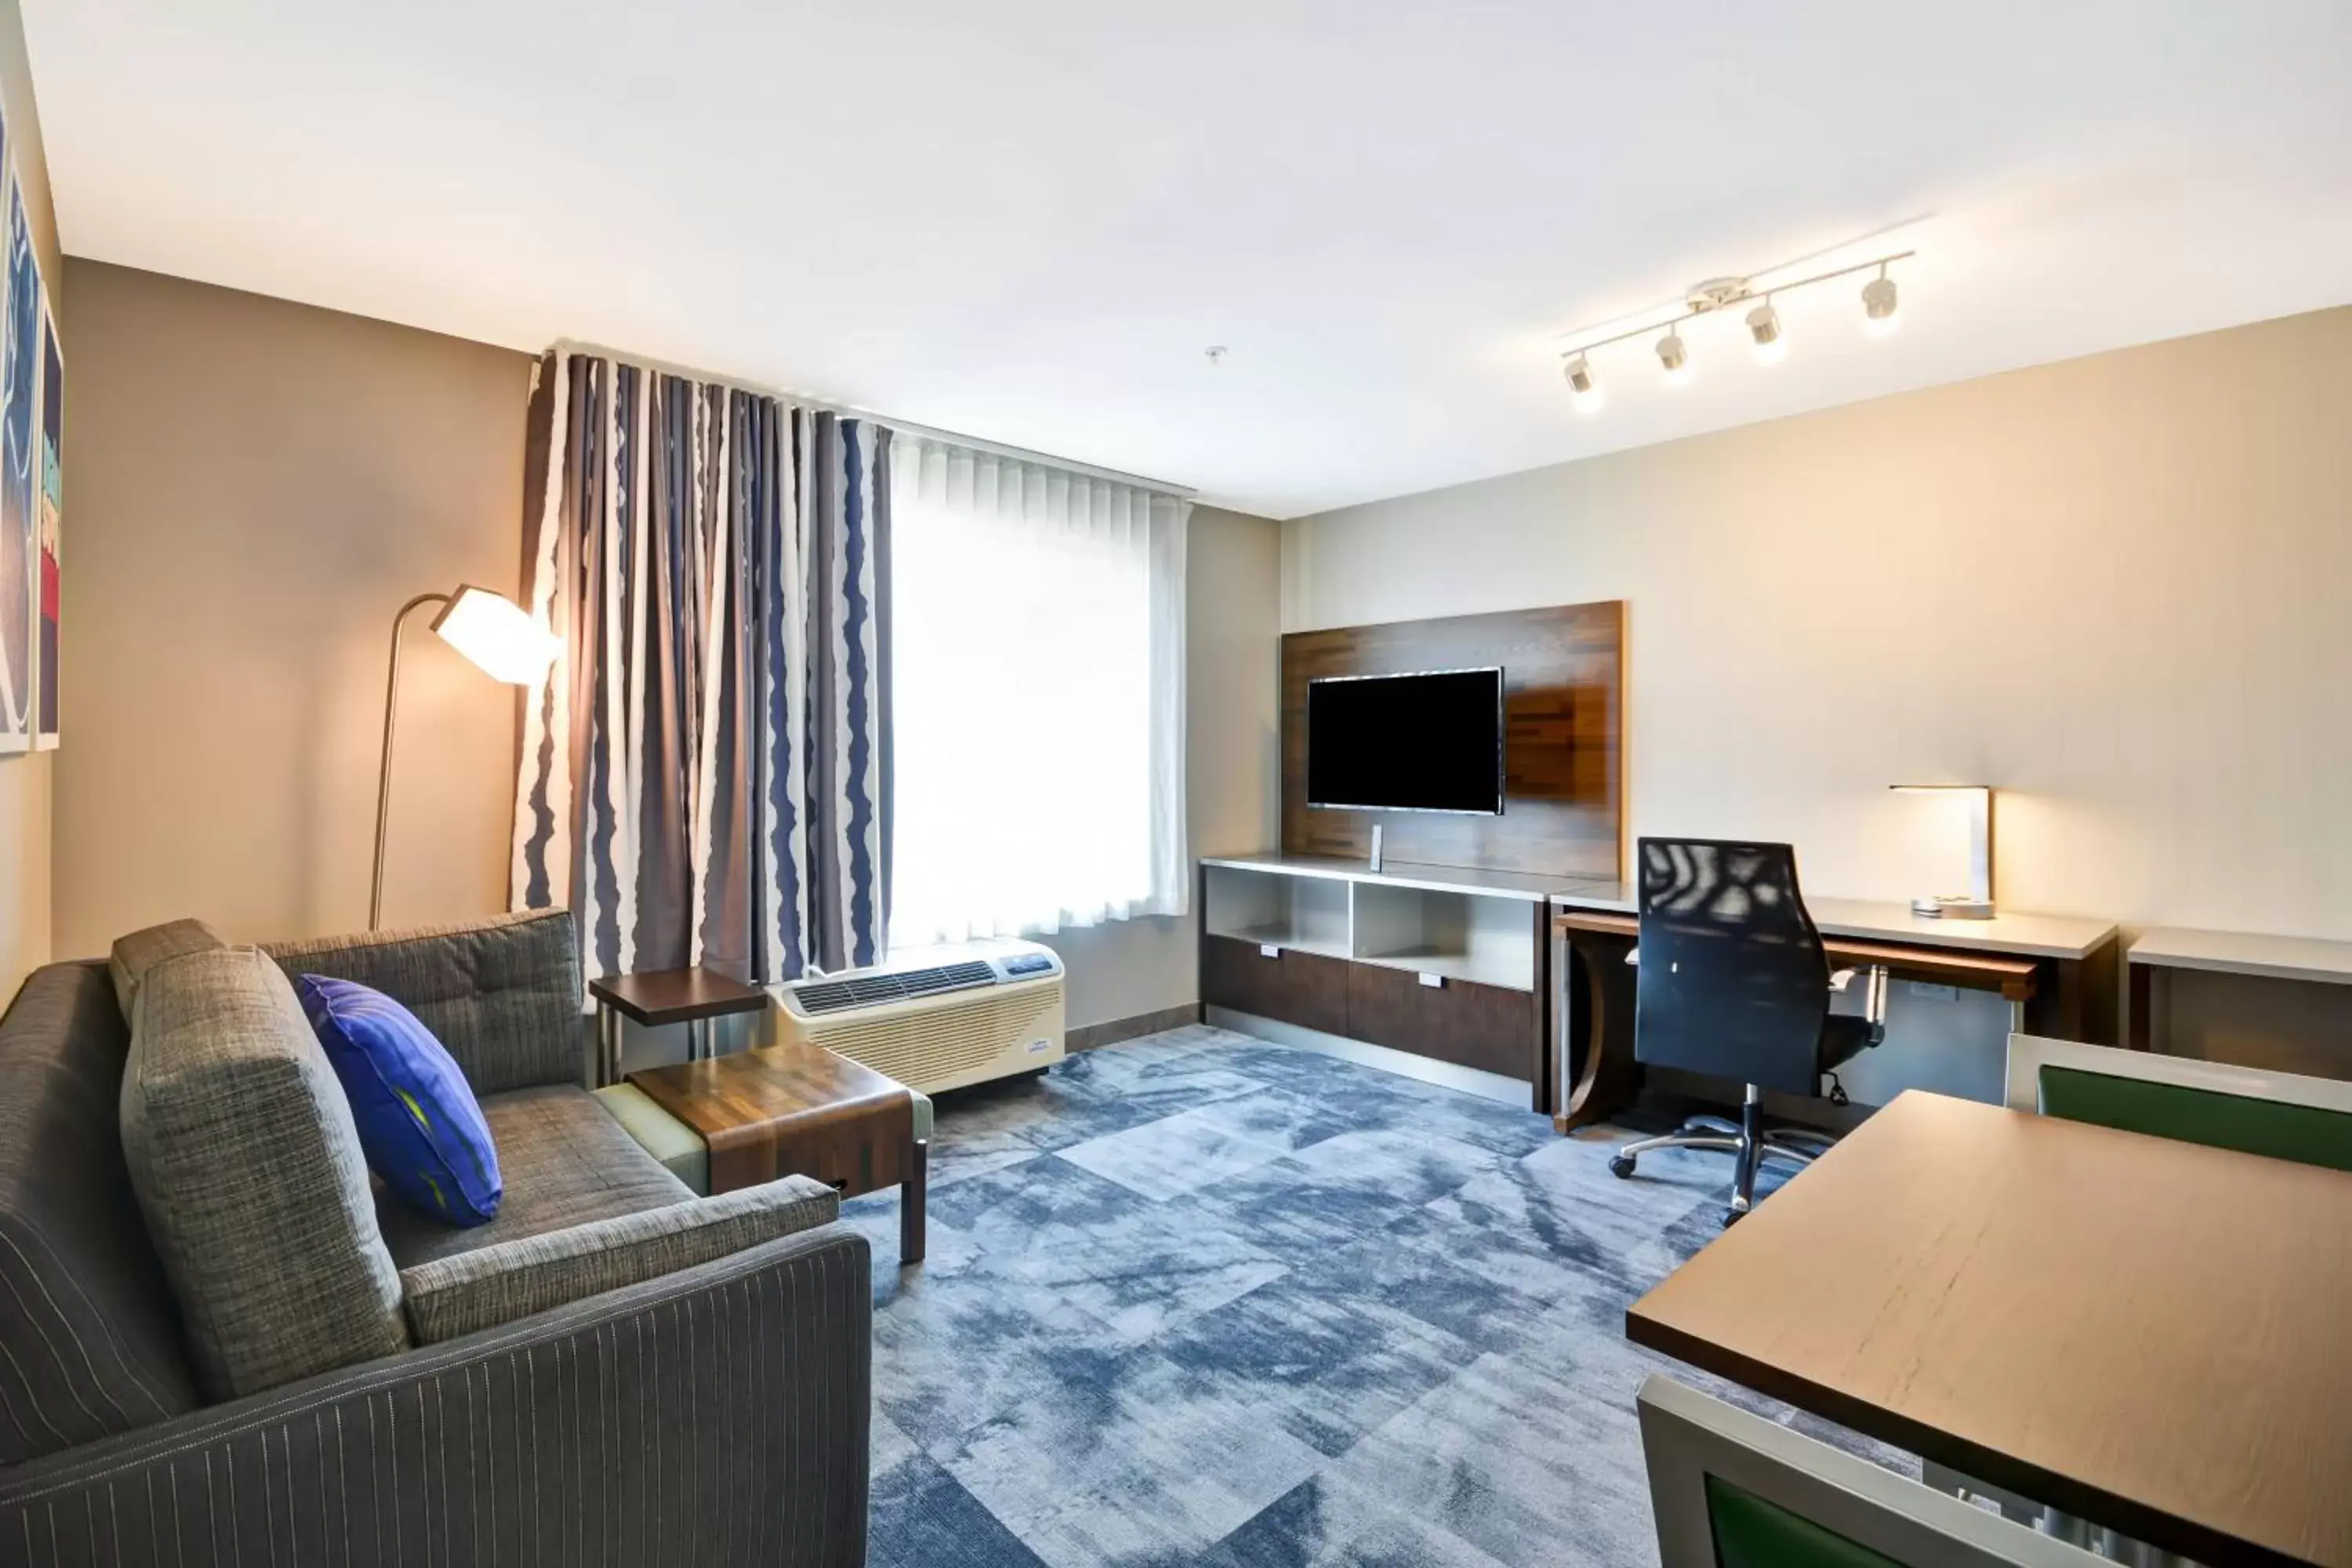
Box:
1201, 935, 1350, 1036
1345, 963, 1534, 1081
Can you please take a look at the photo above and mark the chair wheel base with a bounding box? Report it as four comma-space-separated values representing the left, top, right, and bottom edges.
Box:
1609, 1153, 1637, 1179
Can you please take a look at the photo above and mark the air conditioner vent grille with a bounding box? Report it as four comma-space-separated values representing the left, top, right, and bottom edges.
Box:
792, 960, 997, 1015
807, 989, 1060, 1087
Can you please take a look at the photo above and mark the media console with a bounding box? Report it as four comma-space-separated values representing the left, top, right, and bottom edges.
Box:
1198, 852, 1617, 1110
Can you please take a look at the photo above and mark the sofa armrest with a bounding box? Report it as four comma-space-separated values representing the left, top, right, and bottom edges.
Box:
398, 1174, 840, 1342
263, 909, 586, 1094
0, 1220, 871, 1567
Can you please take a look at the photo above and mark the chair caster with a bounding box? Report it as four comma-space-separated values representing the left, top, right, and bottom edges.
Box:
1722, 1207, 1744, 1227
1609, 1153, 1637, 1180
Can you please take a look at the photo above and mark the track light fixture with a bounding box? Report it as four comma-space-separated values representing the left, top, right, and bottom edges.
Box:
1553, 249, 1912, 412
1862, 265, 1900, 336
1655, 330, 1689, 383
1562, 350, 1602, 411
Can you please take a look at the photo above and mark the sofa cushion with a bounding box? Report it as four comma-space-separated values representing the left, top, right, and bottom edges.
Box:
297, 974, 503, 1226
378, 1083, 694, 1269
263, 910, 585, 1096
0, 962, 200, 1465
107, 918, 227, 1022
120, 948, 411, 1401
397, 1175, 839, 1343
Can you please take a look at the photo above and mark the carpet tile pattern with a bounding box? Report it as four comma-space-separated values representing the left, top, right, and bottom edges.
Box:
838, 1025, 1906, 1567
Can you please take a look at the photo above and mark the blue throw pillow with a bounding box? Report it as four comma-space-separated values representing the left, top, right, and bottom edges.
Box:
296, 974, 502, 1227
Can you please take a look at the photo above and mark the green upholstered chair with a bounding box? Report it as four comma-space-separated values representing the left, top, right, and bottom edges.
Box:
2004, 1033, 2352, 1172
1637, 1375, 2103, 1568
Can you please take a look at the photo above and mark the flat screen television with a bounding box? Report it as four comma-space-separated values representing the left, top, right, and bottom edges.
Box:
1305, 667, 1504, 815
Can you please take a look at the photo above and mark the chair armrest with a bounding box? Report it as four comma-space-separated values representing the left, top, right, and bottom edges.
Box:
263, 909, 586, 1094
399, 1174, 840, 1343
0, 1221, 871, 1566
1829, 964, 1893, 1031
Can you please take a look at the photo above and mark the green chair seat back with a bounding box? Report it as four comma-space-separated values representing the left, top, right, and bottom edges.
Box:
2039, 1064, 2352, 1172
1705, 1474, 1902, 1568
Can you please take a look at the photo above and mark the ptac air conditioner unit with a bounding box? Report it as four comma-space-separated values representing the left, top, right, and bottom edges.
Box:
762, 938, 1065, 1095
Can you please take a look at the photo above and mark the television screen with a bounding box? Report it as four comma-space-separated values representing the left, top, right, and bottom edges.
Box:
1305, 668, 1504, 815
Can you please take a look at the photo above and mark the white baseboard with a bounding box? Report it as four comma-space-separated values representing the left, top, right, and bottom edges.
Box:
1205, 1007, 1531, 1108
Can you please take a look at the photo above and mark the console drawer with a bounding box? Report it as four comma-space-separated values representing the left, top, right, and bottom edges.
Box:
1344, 962, 1534, 1081
1200, 935, 1350, 1036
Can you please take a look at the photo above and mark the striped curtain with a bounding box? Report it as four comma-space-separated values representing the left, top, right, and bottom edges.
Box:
509, 350, 890, 985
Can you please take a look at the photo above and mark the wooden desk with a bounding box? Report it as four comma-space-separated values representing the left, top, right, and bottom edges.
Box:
1550, 900, 2118, 1130
1627, 1092, 2352, 1568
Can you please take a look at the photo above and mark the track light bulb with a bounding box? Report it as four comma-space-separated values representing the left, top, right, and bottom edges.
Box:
1656, 330, 1690, 384
1562, 352, 1602, 411
1862, 271, 1900, 337
1746, 302, 1785, 365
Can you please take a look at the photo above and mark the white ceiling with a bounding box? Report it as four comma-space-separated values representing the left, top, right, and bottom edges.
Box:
24, 2, 2352, 518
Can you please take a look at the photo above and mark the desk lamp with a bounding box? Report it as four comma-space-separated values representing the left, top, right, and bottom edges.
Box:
372, 586, 561, 927
1889, 783, 1995, 919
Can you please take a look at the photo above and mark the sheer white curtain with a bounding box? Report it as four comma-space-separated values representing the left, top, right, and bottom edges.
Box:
888, 434, 1189, 945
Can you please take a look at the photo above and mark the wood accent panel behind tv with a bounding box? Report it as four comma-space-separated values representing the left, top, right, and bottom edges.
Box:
1280, 601, 1623, 880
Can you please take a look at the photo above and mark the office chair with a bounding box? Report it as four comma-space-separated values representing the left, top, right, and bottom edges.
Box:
2006, 1032, 2352, 1172
1608, 837, 1888, 1223
1638, 1375, 2107, 1567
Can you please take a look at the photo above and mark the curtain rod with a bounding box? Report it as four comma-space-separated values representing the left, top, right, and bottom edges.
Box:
549, 339, 1197, 499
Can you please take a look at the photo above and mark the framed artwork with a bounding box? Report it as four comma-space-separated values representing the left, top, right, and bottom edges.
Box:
36, 303, 57, 749
0, 174, 33, 757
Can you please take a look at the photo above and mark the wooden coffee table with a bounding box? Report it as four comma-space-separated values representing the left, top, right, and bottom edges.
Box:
628, 1041, 926, 1263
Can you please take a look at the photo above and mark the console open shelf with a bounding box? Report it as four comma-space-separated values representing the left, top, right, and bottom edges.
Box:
1197, 854, 1595, 1108
1203, 862, 1353, 959
1351, 881, 1537, 992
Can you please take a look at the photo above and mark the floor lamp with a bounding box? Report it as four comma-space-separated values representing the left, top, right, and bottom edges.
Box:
373, 585, 560, 929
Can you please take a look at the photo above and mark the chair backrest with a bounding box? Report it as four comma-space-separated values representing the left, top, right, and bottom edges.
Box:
1635, 838, 1831, 1095
1638, 1374, 2104, 1568
2005, 1033, 2352, 1172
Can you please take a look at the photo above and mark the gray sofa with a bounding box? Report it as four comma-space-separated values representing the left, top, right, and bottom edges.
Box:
0, 910, 871, 1566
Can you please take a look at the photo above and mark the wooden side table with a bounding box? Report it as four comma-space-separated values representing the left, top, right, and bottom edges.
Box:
587, 965, 771, 1086
627, 1041, 926, 1264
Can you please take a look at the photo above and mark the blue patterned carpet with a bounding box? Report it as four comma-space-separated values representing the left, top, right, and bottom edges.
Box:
837, 1024, 1902, 1567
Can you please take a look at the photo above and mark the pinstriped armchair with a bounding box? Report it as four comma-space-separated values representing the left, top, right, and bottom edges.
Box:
0, 914, 872, 1566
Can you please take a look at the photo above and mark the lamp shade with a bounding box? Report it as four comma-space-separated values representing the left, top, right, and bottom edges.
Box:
1888, 783, 1995, 916
429, 586, 559, 685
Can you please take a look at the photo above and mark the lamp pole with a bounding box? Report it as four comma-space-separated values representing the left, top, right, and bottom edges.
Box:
372, 592, 452, 930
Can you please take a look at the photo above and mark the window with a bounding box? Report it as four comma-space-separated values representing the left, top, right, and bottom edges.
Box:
887, 435, 1188, 946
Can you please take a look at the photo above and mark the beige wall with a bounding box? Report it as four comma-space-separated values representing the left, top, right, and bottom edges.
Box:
1285, 305, 2352, 943
1040, 503, 1283, 1029
0, 0, 58, 1000
56, 262, 533, 954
